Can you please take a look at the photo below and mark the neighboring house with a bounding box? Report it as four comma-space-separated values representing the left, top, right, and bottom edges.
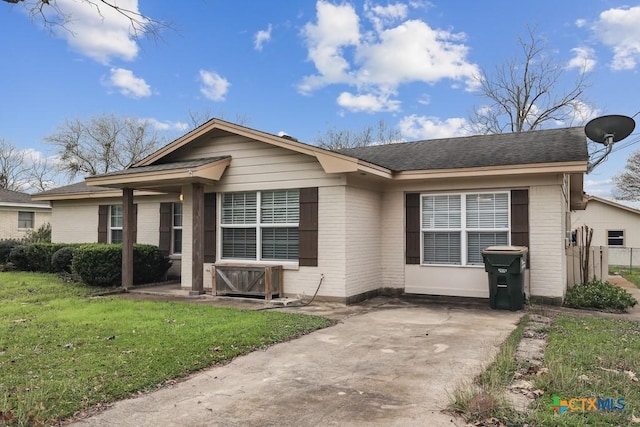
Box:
0, 188, 51, 241
571, 195, 640, 248
33, 119, 588, 304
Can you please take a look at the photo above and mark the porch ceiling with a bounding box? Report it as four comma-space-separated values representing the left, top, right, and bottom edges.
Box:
84, 157, 231, 192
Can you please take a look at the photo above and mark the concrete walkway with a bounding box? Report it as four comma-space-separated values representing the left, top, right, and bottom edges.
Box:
70, 299, 522, 427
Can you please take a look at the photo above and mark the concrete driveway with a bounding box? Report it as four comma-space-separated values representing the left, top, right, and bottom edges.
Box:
71, 298, 522, 427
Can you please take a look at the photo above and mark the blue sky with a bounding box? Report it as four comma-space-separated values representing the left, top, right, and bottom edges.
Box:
2, 0, 640, 199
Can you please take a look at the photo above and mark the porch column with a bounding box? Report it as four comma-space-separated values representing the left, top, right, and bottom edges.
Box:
190, 183, 204, 295
122, 188, 134, 291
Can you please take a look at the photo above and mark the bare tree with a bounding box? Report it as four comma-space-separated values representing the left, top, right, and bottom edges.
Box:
186, 108, 251, 130
315, 119, 402, 151
469, 26, 590, 134
613, 150, 640, 201
0, 139, 27, 191
46, 115, 163, 179
0, 139, 56, 192
2, 0, 167, 39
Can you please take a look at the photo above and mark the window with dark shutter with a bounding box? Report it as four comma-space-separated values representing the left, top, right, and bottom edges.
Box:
98, 205, 108, 243
510, 189, 529, 267
405, 193, 420, 264
159, 202, 172, 256
204, 193, 216, 262
299, 187, 318, 267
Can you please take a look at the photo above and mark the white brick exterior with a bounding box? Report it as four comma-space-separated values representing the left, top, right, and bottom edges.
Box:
0, 206, 51, 240
344, 185, 382, 296
529, 183, 566, 298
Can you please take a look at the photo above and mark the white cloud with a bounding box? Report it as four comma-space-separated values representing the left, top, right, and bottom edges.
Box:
575, 18, 587, 28
143, 118, 189, 132
299, 1, 479, 113
52, 0, 144, 64
398, 115, 470, 140
337, 91, 401, 112
593, 6, 640, 70
254, 24, 273, 51
199, 70, 230, 101
364, 1, 408, 32
566, 47, 596, 72
105, 68, 151, 98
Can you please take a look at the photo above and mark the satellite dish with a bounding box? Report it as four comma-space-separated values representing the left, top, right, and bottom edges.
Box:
585, 114, 636, 173
585, 114, 635, 145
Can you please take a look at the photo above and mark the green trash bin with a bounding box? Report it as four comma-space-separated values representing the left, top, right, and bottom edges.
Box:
481, 246, 528, 311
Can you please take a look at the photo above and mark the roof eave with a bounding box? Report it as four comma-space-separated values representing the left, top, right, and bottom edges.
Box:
392, 161, 587, 180
85, 158, 231, 189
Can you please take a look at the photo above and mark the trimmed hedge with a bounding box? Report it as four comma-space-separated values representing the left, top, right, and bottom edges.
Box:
7, 243, 81, 272
51, 246, 77, 274
0, 240, 21, 263
73, 244, 171, 287
8, 245, 29, 271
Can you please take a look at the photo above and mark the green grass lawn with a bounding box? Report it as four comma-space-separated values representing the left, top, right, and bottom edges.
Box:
452, 314, 640, 426
526, 315, 640, 426
0, 272, 332, 426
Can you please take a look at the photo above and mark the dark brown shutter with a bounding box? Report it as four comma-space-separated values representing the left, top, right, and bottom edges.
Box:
406, 193, 420, 264
511, 189, 529, 267
299, 187, 318, 267
133, 204, 138, 244
159, 202, 172, 256
204, 193, 216, 263
98, 205, 108, 243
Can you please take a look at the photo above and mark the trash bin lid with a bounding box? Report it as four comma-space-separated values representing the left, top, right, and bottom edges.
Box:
482, 245, 528, 254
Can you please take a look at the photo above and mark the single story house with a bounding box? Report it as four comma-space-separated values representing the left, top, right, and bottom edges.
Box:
33, 119, 588, 304
571, 195, 640, 248
571, 195, 640, 269
0, 188, 51, 240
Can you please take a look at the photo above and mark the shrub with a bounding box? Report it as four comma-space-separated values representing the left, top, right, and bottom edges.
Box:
8, 245, 30, 271
51, 246, 77, 274
0, 239, 21, 263
22, 223, 52, 244
73, 244, 171, 287
133, 244, 172, 284
26, 243, 69, 273
72, 244, 122, 287
564, 280, 638, 312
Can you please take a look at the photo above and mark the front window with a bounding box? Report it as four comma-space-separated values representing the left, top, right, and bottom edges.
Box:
607, 230, 624, 246
110, 205, 123, 244
421, 192, 509, 265
220, 190, 299, 261
171, 203, 182, 254
173, 203, 183, 254
18, 211, 34, 229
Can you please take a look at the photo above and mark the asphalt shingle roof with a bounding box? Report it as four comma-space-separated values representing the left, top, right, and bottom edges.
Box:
97, 157, 230, 178
34, 181, 113, 197
0, 188, 50, 205
338, 127, 588, 172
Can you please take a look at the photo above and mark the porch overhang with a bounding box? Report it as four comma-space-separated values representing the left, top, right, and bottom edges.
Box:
84, 157, 231, 191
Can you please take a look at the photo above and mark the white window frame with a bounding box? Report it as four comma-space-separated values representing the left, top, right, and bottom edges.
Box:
420, 191, 510, 266
172, 202, 183, 254
218, 190, 300, 264
607, 229, 624, 247
109, 205, 123, 244
17, 211, 35, 229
